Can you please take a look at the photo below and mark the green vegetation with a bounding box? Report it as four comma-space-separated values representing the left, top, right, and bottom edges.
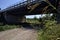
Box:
38, 20, 59, 40
0, 25, 20, 31
37, 14, 60, 40
26, 19, 39, 24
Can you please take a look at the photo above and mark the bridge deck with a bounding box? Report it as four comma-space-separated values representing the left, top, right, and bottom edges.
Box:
0, 0, 56, 15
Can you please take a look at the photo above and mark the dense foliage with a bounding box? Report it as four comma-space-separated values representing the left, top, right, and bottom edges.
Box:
38, 14, 60, 40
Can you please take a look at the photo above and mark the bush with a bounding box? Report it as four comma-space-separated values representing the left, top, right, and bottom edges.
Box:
38, 20, 60, 40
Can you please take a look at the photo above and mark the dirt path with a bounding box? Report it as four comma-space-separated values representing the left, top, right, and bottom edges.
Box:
0, 28, 37, 40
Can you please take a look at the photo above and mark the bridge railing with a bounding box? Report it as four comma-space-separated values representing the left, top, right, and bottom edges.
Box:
1, 0, 45, 12
7, 0, 37, 9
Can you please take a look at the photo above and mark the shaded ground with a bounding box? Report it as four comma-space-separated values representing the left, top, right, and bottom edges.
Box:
0, 28, 37, 40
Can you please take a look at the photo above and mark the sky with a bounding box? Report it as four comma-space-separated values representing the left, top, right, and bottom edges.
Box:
26, 14, 46, 19
0, 0, 43, 18
0, 0, 25, 9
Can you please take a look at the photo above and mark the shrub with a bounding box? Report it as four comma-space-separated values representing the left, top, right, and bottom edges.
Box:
38, 20, 60, 40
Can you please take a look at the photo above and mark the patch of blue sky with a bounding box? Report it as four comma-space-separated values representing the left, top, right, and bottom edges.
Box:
0, 0, 25, 10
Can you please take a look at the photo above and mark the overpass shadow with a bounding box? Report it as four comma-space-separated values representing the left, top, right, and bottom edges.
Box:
0, 22, 43, 30
20, 23, 33, 29
20, 22, 43, 30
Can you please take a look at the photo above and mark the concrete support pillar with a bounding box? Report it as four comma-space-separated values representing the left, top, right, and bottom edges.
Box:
56, 0, 60, 23
17, 15, 26, 23
4, 13, 26, 24
0, 13, 3, 22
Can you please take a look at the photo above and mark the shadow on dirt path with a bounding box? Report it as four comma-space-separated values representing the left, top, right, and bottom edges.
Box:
21, 23, 33, 29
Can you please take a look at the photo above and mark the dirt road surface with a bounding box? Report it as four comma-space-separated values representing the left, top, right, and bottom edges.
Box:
0, 28, 37, 40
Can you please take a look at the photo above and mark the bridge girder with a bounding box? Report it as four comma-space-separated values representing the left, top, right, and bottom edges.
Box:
0, 0, 58, 24
0, 0, 56, 15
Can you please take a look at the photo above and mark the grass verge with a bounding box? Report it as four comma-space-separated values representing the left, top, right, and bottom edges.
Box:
0, 25, 21, 31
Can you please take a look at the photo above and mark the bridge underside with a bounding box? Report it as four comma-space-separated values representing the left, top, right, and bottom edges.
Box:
0, 0, 58, 24
1, 1, 56, 15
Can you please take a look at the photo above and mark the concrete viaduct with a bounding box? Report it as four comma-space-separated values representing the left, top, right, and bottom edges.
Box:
0, 0, 58, 24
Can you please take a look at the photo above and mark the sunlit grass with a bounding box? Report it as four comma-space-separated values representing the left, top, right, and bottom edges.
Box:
26, 19, 40, 24
0, 25, 20, 31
